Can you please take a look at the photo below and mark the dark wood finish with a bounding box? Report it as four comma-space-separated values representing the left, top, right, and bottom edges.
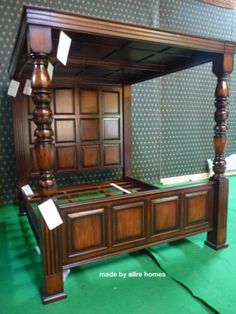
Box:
184, 191, 212, 228
80, 89, 99, 114
22, 180, 215, 267
103, 144, 121, 166
9, 6, 236, 85
55, 119, 76, 142
54, 88, 75, 114
56, 146, 77, 170
80, 118, 99, 141
67, 208, 106, 256
12, 84, 30, 185
112, 201, 147, 245
12, 84, 123, 179
40, 217, 66, 303
205, 177, 229, 249
81, 145, 100, 168
151, 196, 180, 235
31, 53, 56, 195
205, 53, 234, 249
9, 6, 236, 305
200, 0, 236, 9
211, 54, 233, 180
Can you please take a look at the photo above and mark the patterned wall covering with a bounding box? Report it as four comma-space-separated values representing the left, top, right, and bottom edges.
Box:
159, 0, 236, 178
132, 80, 161, 183
0, 0, 236, 204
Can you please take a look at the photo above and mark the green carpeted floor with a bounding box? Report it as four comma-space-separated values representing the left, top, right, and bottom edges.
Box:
1, 177, 236, 314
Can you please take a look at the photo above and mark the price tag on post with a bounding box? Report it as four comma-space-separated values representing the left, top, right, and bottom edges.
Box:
56, 31, 72, 66
38, 199, 63, 230
21, 184, 34, 196
7, 79, 20, 97
23, 79, 32, 96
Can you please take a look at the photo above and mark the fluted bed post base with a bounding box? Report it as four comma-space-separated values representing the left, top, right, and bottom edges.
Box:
206, 52, 233, 250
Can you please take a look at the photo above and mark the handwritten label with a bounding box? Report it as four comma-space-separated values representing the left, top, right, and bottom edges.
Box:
38, 199, 63, 230
56, 31, 72, 65
7, 79, 20, 97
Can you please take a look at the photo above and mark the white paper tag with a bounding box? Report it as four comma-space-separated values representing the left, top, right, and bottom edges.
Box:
7, 79, 20, 97
23, 79, 32, 96
56, 31, 72, 66
38, 199, 63, 230
110, 183, 131, 194
21, 184, 34, 196
47, 62, 54, 81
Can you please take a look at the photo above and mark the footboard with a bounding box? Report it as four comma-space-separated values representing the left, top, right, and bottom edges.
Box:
60, 182, 215, 268
21, 178, 226, 304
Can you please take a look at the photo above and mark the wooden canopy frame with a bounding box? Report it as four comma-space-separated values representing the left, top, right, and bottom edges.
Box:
9, 6, 236, 304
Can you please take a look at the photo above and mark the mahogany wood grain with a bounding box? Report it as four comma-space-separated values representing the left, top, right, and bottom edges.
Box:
31, 54, 56, 194
9, 6, 236, 305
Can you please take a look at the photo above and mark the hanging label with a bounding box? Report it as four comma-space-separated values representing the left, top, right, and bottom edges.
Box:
56, 31, 72, 66
38, 199, 63, 230
7, 79, 20, 97
21, 184, 34, 196
23, 79, 32, 96
47, 62, 54, 81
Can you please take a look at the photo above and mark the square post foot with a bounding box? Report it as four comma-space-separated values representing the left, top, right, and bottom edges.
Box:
205, 240, 228, 250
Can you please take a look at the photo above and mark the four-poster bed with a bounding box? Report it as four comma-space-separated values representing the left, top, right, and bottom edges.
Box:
8, 6, 236, 304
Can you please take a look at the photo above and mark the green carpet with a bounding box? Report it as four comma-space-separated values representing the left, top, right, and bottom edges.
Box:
0, 177, 236, 314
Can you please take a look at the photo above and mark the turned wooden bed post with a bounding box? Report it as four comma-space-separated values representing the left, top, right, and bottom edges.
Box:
28, 25, 66, 303
205, 48, 234, 250
29, 25, 56, 196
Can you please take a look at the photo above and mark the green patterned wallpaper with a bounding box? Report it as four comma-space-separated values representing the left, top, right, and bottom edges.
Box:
159, 0, 236, 178
0, 0, 236, 204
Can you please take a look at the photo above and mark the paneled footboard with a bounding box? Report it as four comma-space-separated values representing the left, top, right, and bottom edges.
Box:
60, 182, 214, 268
20, 179, 228, 304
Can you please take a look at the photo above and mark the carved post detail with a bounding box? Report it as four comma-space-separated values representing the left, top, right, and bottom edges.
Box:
31, 54, 56, 195
211, 72, 228, 180
205, 53, 234, 250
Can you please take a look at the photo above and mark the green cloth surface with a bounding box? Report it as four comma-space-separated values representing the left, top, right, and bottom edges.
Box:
1, 177, 236, 313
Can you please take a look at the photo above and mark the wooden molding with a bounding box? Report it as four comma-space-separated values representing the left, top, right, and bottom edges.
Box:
199, 0, 236, 9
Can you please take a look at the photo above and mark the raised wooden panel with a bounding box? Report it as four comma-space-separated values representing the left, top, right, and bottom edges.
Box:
14, 83, 125, 179
80, 118, 99, 141
103, 91, 119, 114
28, 119, 36, 144
184, 191, 209, 228
104, 144, 120, 166
55, 119, 76, 143
67, 208, 106, 256
80, 89, 98, 114
151, 196, 180, 236
56, 146, 77, 170
54, 88, 74, 114
103, 118, 120, 140
112, 201, 146, 245
81, 145, 100, 168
